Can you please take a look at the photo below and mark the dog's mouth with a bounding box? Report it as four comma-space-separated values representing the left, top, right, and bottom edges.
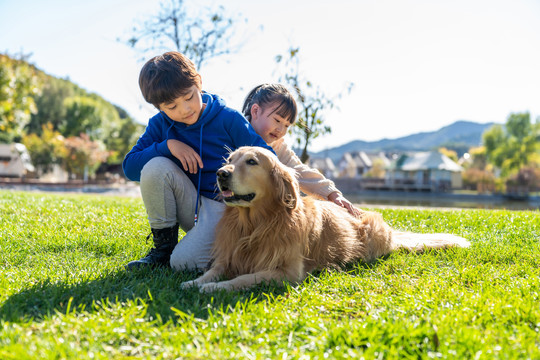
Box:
220, 189, 255, 203
217, 174, 256, 204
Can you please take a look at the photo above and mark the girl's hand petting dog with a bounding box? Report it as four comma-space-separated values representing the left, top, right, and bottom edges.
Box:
328, 191, 364, 218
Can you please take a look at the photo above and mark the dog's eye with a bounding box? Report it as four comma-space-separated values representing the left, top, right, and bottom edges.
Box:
246, 159, 258, 166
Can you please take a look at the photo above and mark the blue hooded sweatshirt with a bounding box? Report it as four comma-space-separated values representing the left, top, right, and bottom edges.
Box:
123, 92, 273, 199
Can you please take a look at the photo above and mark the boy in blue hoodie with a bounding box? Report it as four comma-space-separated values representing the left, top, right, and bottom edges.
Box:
123, 51, 272, 270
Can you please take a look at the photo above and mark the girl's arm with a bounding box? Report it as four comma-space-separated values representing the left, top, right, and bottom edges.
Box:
272, 139, 362, 217
272, 139, 339, 199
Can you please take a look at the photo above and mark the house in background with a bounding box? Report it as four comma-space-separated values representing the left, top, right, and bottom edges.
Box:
0, 143, 35, 178
309, 150, 463, 192
387, 151, 463, 191
337, 151, 391, 178
337, 152, 358, 178
309, 157, 338, 178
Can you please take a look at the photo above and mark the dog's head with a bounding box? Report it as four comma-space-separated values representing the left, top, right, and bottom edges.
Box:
217, 146, 300, 209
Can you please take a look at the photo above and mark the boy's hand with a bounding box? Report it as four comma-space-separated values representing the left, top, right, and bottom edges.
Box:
328, 191, 364, 217
167, 139, 204, 174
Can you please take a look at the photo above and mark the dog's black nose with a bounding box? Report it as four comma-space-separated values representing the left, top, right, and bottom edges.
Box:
217, 169, 230, 181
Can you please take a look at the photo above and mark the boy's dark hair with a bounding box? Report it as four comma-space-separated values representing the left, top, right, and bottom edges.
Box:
242, 84, 297, 124
139, 51, 202, 109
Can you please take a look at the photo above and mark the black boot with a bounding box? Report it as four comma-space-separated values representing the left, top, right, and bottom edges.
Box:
125, 224, 179, 270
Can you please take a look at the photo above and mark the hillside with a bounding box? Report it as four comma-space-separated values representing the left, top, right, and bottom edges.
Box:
311, 120, 495, 161
1, 53, 144, 165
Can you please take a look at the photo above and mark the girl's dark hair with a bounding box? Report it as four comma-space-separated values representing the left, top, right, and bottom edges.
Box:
242, 84, 297, 124
139, 51, 202, 109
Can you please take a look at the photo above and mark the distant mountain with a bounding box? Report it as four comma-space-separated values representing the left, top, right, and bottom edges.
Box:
310, 120, 496, 161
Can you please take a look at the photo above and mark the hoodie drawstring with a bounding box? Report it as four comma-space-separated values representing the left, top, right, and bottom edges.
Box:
193, 123, 204, 226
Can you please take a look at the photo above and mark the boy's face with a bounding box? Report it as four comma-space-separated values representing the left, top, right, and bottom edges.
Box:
159, 85, 204, 125
250, 102, 291, 144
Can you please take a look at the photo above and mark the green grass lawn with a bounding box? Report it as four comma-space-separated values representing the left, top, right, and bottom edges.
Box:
0, 190, 539, 359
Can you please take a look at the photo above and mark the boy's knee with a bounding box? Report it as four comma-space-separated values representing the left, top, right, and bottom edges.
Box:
141, 157, 177, 183
170, 250, 203, 271
170, 232, 213, 272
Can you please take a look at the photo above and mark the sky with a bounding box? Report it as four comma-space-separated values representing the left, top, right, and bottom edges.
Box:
1, 0, 539, 152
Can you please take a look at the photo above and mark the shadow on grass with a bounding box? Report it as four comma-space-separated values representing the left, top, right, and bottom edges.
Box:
1, 252, 395, 325
0, 267, 290, 324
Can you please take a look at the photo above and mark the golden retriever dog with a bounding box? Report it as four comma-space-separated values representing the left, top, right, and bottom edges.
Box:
182, 147, 470, 292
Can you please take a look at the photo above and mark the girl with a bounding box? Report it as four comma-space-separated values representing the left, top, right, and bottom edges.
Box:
242, 83, 361, 216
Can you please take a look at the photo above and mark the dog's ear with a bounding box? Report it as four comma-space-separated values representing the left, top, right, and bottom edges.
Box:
271, 162, 300, 209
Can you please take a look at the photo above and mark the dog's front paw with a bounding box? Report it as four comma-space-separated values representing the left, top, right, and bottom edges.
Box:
199, 282, 218, 293
180, 280, 199, 289
199, 282, 231, 293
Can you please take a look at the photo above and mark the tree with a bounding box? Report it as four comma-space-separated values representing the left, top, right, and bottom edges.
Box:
61, 96, 106, 139
275, 47, 353, 163
438, 147, 458, 162
22, 123, 67, 175
26, 76, 79, 135
103, 105, 145, 164
27, 75, 143, 165
462, 168, 496, 193
483, 112, 539, 177
0, 53, 142, 177
466, 146, 489, 170
63, 134, 109, 180
124, 0, 246, 69
0, 53, 41, 143
460, 146, 498, 193
364, 158, 386, 179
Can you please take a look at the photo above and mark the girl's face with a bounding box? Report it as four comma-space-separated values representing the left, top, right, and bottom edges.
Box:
159, 85, 204, 125
250, 102, 291, 144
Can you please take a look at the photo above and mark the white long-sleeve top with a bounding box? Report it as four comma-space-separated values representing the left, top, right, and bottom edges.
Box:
270, 138, 341, 200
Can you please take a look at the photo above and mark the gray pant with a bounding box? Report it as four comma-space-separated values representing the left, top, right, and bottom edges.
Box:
140, 157, 225, 271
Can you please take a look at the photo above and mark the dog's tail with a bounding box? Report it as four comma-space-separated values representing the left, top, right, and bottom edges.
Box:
391, 231, 470, 252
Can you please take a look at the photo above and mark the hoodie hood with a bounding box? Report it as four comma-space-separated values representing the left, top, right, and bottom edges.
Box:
162, 92, 224, 133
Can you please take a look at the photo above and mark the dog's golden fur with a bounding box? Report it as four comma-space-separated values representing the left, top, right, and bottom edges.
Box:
182, 147, 470, 292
